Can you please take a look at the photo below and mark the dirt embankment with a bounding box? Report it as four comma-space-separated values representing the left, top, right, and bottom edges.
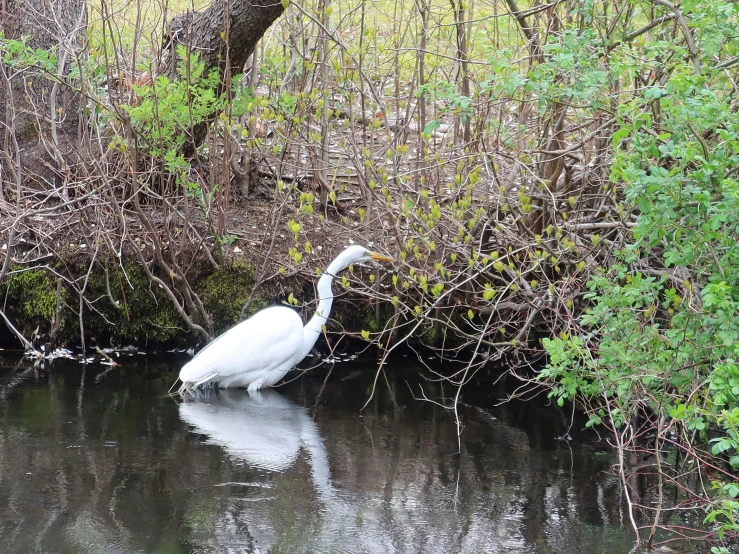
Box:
0, 189, 400, 352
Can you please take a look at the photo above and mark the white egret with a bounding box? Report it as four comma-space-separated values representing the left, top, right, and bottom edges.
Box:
177, 244, 394, 394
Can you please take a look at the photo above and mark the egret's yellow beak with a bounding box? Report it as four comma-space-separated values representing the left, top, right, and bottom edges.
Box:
368, 251, 396, 263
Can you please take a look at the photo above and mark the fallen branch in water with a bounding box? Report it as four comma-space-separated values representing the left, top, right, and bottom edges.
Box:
94, 346, 119, 367
0, 308, 41, 356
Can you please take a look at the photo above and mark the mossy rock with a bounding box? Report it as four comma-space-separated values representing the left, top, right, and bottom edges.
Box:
1, 258, 448, 350
71, 262, 183, 347
3, 263, 183, 347
352, 301, 394, 334
1, 260, 275, 348
195, 262, 268, 336
4, 268, 65, 337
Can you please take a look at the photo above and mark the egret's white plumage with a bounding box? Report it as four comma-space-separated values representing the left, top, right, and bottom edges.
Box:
178, 245, 394, 394
179, 307, 304, 390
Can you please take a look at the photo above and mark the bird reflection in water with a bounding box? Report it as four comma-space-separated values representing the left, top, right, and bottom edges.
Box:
178, 389, 333, 501
178, 390, 346, 552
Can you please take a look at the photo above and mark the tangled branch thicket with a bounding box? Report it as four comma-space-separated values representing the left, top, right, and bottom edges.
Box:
2, 0, 626, 355
4, 0, 739, 547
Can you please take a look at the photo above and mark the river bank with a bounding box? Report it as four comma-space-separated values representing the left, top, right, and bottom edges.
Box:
0, 203, 397, 351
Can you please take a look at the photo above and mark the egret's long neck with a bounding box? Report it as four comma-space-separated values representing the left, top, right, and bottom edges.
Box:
300, 256, 346, 359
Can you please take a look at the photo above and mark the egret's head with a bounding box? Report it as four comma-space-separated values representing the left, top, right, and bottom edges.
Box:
341, 244, 396, 266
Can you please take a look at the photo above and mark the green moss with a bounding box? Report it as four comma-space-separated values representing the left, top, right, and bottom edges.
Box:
1, 260, 277, 347
196, 262, 268, 335
79, 262, 183, 346
4, 268, 64, 336
355, 302, 394, 333
1, 258, 420, 349
421, 322, 442, 344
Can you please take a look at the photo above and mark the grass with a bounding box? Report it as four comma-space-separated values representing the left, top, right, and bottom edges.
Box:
88, 0, 210, 57
86, 0, 526, 90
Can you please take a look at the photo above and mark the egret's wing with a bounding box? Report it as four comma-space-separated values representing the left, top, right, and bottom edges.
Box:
179, 306, 304, 385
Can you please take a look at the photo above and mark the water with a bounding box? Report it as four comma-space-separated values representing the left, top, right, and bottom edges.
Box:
0, 354, 635, 553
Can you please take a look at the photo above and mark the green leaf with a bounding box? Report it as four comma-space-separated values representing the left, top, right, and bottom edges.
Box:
423, 120, 441, 135
611, 127, 630, 148
483, 284, 495, 301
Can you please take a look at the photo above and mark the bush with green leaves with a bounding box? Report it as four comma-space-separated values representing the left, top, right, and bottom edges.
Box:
119, 48, 224, 197
538, 0, 739, 545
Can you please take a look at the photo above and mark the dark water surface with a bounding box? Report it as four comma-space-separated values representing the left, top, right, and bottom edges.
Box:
0, 354, 635, 553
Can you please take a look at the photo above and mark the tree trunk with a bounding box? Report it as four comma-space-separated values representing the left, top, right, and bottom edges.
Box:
0, 0, 87, 193
164, 0, 286, 152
